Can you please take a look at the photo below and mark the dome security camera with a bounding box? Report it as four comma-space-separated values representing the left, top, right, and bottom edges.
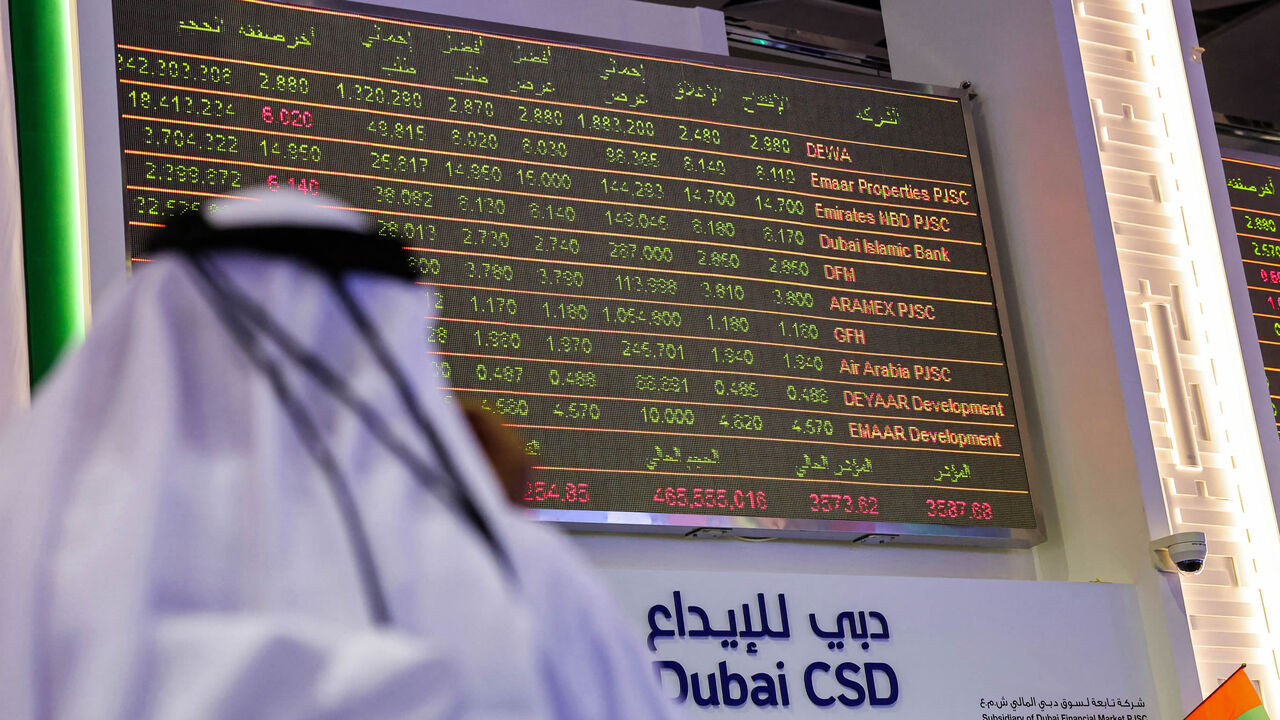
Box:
1150, 531, 1207, 575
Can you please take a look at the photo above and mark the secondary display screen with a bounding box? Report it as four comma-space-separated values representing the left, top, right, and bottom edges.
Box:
1225, 151, 1280, 439
110, 0, 1038, 540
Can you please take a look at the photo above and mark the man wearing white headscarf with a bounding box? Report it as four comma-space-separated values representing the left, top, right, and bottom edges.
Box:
0, 191, 679, 719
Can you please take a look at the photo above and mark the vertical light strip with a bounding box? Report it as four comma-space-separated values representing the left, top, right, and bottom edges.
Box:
8, 0, 86, 386
1073, 0, 1280, 705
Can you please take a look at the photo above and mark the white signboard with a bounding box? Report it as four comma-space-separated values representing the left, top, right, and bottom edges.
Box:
601, 570, 1157, 719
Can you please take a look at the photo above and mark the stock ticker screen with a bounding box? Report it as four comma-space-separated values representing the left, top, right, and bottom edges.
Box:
111, 0, 1038, 536
1225, 153, 1280, 439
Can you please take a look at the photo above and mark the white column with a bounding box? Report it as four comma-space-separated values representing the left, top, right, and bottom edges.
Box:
882, 0, 1204, 714
1069, 0, 1280, 704
0, 0, 31, 428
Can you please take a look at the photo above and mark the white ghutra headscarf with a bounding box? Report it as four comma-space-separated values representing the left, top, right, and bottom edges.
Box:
0, 192, 681, 720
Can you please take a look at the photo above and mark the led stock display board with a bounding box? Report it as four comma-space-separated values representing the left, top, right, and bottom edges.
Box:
109, 0, 1040, 542
1225, 151, 1280, 439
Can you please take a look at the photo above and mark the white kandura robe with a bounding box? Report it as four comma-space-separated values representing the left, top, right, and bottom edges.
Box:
0, 253, 679, 720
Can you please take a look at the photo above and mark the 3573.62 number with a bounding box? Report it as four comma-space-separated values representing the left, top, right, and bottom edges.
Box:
808, 493, 878, 514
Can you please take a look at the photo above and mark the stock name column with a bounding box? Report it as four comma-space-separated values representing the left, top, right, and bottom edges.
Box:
112, 0, 1033, 529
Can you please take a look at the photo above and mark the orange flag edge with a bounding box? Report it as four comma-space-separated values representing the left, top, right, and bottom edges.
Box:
1186, 667, 1267, 720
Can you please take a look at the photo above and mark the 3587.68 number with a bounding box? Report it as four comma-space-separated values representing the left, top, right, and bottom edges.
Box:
925, 499, 993, 520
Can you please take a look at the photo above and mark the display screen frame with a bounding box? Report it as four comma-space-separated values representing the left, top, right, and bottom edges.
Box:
79, 0, 1045, 545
